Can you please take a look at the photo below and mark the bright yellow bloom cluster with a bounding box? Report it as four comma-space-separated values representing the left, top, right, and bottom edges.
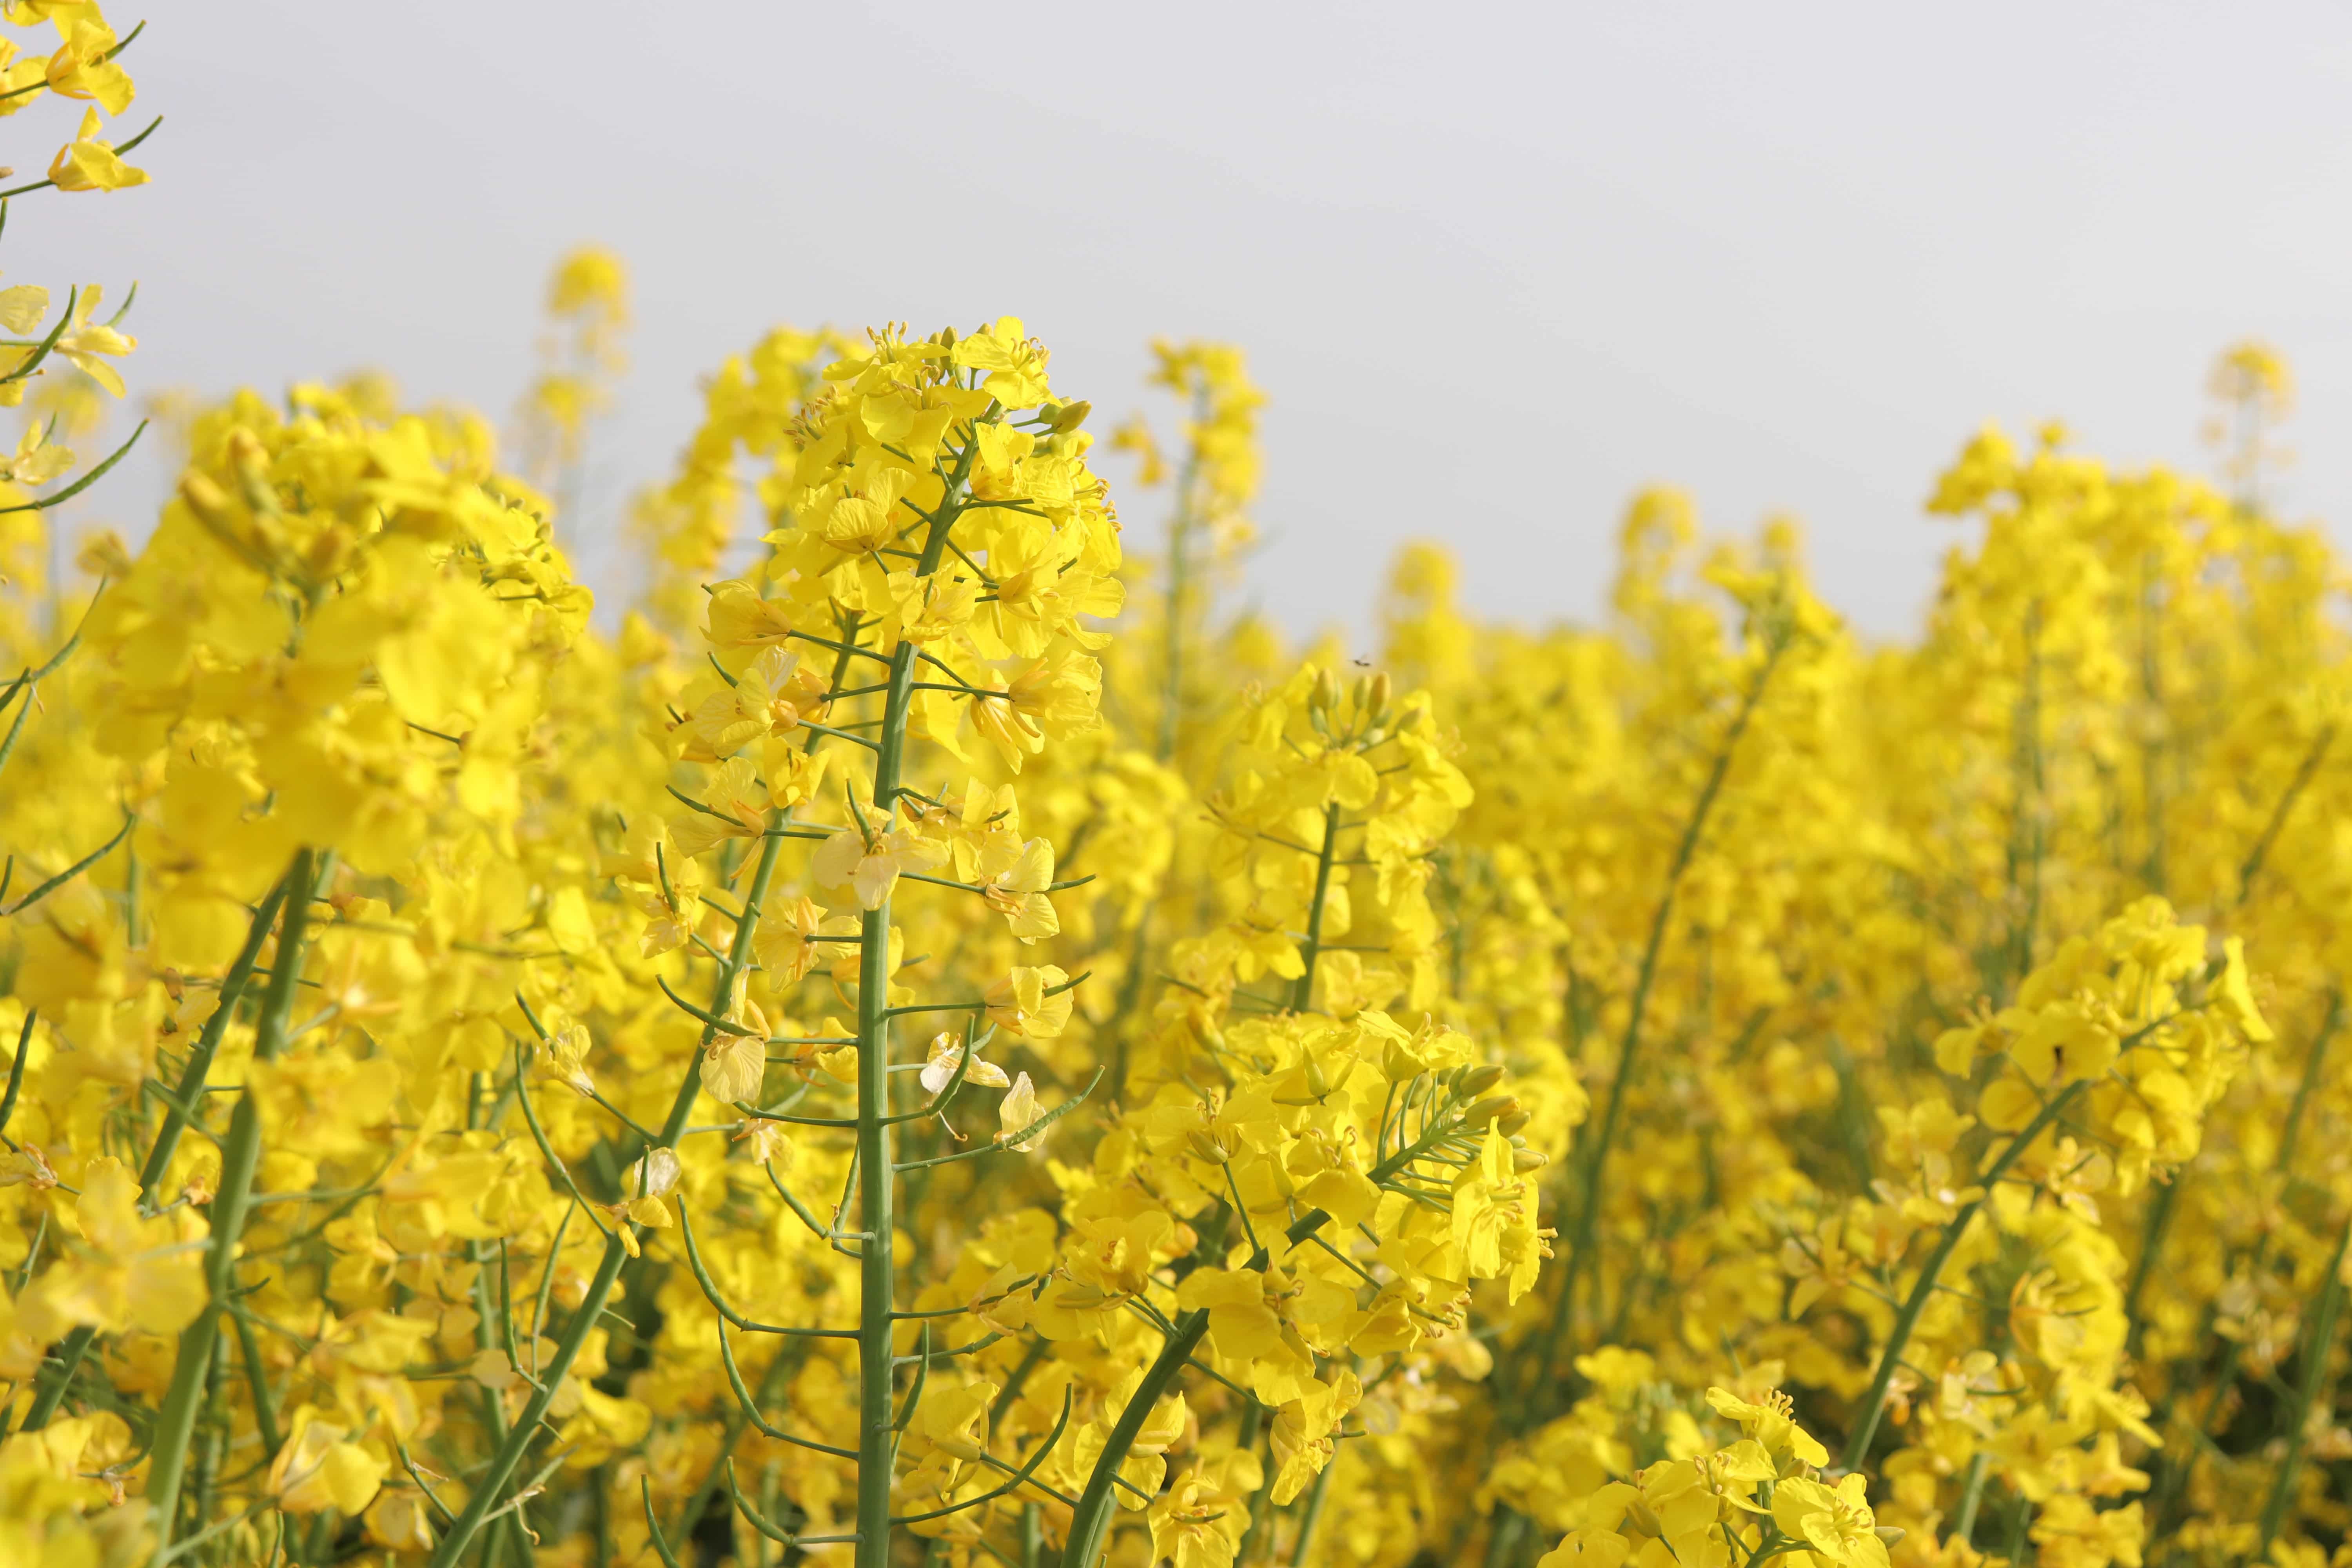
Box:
0, 28, 2348, 1568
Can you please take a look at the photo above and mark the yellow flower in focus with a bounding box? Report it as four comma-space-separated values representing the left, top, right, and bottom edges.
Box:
47, 105, 144, 192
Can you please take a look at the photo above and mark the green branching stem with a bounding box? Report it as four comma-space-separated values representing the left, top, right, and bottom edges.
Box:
138, 875, 294, 1205
2238, 724, 2336, 907
2149, 989, 2341, 1540
424, 825, 789, 1568
1537, 633, 1786, 1393
148, 846, 319, 1554
1841, 1078, 2090, 1470
1951, 1452, 1991, 1546
1062, 1123, 1456, 1568
1292, 1454, 1339, 1566
2129, 994, 2342, 1365
26, 873, 297, 1452
2258, 1213, 2352, 1557
837, 436, 977, 1568
1290, 803, 1342, 1013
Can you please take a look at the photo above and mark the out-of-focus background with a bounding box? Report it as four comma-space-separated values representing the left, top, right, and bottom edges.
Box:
18, 0, 2352, 635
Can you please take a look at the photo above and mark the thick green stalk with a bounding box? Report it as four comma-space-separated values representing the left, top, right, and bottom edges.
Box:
19, 1324, 94, 1436
426, 826, 788, 1568
140, 873, 293, 1205
2152, 991, 2340, 1536
1290, 1455, 1337, 1566
1063, 1118, 1450, 1568
854, 898, 896, 1564
1535, 639, 1784, 1396
149, 847, 317, 1553
1063, 1312, 1210, 1568
2123, 953, 2335, 1362
2257, 1215, 2352, 1557
1289, 804, 1341, 1013
2122, 1177, 2182, 1363
18, 878, 292, 1438
2236, 725, 2336, 907
1950, 1452, 1991, 1545
852, 467, 966, 1568
1842, 1081, 2087, 1469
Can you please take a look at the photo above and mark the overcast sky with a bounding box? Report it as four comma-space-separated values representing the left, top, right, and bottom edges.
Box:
16, 1, 2352, 640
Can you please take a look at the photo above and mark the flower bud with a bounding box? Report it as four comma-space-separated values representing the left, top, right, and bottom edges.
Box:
1310, 667, 1337, 712
1497, 1109, 1532, 1136
1465, 1094, 1520, 1128
1382, 1040, 1422, 1082
1368, 671, 1392, 715
1874, 1528, 1906, 1546
1049, 399, 1092, 432
180, 468, 232, 527
1457, 1063, 1506, 1098
227, 426, 277, 514
1187, 1131, 1231, 1166
1511, 1147, 1550, 1171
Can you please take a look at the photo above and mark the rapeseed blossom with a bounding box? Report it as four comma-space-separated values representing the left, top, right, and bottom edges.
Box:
0, 16, 2345, 1568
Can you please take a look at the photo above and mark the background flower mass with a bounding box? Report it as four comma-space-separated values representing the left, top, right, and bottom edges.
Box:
2, 9, 2350, 1568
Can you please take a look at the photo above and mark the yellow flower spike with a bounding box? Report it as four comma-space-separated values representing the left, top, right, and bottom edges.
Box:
0, 161, 2335, 1568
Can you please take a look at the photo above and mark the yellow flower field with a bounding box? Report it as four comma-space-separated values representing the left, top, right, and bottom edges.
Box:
0, 10, 2345, 1568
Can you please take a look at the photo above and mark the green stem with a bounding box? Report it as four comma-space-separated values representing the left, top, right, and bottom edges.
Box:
1291, 1455, 1338, 1566
186, 1331, 229, 1549
1290, 803, 1341, 1013
231, 1306, 283, 1463
138, 873, 294, 1206
676, 1345, 799, 1542
2152, 989, 2341, 1538
2238, 724, 2336, 907
1235, 1414, 1274, 1563
854, 901, 897, 1564
1063, 1123, 1438, 1568
851, 453, 969, 1568
149, 846, 318, 1557
1062, 1312, 1209, 1568
1950, 1452, 1990, 1545
2122, 1176, 2181, 1362
17, 1324, 93, 1436
1840, 1080, 2087, 1470
1538, 638, 1784, 1395
2256, 1213, 2352, 1557
426, 827, 788, 1568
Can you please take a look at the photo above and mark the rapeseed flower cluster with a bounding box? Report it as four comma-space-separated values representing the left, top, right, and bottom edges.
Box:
0, 18, 2342, 1568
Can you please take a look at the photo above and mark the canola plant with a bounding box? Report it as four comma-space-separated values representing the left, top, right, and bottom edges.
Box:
0, 11, 2345, 1568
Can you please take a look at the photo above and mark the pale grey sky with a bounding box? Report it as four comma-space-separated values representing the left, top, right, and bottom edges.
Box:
18, 1, 2352, 638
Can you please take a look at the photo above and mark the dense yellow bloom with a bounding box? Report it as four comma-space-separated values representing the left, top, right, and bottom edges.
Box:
0, 38, 2347, 1566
